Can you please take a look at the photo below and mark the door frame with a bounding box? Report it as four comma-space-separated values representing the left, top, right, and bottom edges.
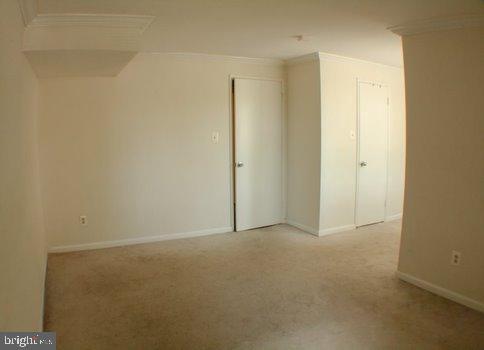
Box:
354, 79, 390, 227
228, 75, 286, 231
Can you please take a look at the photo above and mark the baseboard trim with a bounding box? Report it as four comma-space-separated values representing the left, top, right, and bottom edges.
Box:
40, 250, 48, 330
396, 271, 484, 313
318, 224, 356, 237
286, 221, 357, 238
48, 226, 233, 253
286, 220, 319, 236
385, 213, 403, 221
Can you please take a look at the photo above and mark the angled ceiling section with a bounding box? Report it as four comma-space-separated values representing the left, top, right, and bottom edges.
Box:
19, 0, 154, 77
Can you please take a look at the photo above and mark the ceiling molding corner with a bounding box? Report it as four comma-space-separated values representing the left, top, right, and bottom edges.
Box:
18, 0, 38, 26
388, 14, 484, 36
284, 52, 320, 66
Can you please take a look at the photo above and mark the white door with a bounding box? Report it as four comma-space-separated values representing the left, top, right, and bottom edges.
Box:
234, 78, 283, 231
356, 82, 388, 226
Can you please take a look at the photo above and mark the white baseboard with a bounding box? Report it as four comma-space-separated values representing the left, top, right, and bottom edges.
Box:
318, 224, 356, 236
385, 213, 403, 221
285, 220, 319, 236
41, 249, 48, 330
286, 221, 356, 238
48, 226, 233, 253
396, 271, 484, 313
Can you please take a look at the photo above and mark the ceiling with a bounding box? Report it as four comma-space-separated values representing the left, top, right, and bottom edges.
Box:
33, 0, 484, 67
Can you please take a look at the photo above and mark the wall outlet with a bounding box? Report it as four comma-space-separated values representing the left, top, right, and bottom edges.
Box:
79, 215, 88, 226
451, 250, 461, 266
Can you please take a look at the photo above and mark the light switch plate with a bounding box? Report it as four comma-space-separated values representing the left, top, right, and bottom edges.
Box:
350, 130, 356, 140
212, 131, 219, 144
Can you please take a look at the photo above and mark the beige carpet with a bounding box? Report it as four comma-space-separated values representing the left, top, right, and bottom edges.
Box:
44, 221, 484, 349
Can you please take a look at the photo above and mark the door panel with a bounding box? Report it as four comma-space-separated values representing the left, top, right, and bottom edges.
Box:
234, 78, 283, 231
356, 82, 388, 226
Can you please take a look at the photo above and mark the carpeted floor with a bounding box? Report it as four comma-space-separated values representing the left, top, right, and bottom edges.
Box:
44, 220, 484, 349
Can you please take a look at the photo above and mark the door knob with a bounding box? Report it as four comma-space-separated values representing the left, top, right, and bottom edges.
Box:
236, 162, 244, 168
360, 161, 367, 167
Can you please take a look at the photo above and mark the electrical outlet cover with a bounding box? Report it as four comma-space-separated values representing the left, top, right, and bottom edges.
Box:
451, 250, 461, 265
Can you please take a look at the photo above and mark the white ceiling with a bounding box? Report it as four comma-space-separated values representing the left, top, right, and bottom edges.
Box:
35, 0, 484, 67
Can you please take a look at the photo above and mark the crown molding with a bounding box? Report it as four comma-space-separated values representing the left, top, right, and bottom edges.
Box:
318, 52, 402, 69
149, 52, 284, 66
29, 13, 154, 33
18, 0, 38, 26
388, 14, 484, 36
284, 51, 401, 69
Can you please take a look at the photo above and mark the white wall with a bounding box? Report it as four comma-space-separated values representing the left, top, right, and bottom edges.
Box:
319, 54, 406, 231
398, 27, 484, 308
39, 50, 404, 248
0, 0, 46, 330
39, 54, 284, 249
286, 57, 322, 233
285, 53, 405, 235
